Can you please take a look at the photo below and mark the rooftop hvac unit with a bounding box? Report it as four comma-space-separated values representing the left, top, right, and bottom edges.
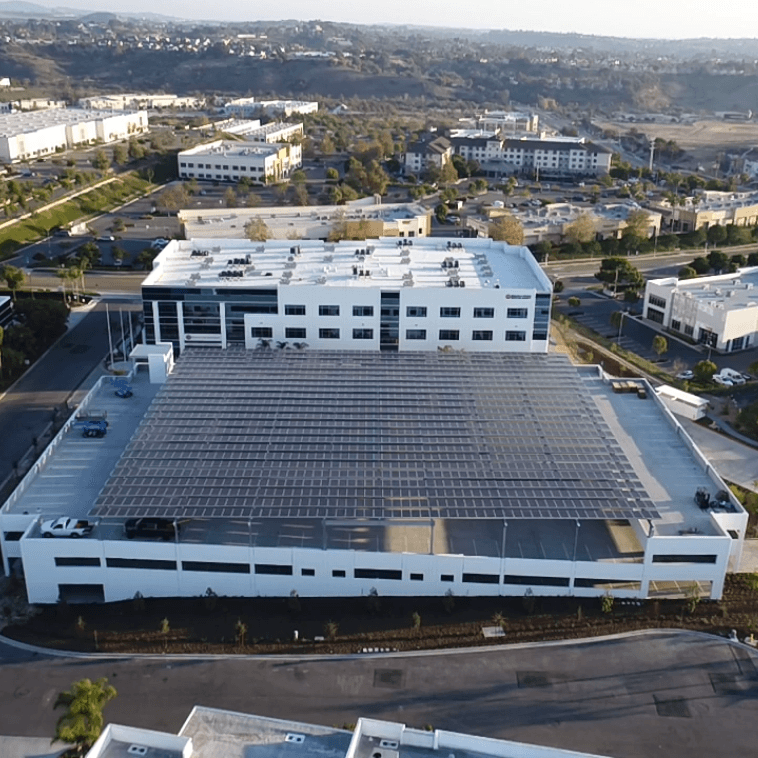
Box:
127, 747, 148, 757
285, 734, 305, 744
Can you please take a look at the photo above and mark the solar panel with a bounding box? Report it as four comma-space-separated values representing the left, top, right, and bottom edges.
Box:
91, 349, 660, 522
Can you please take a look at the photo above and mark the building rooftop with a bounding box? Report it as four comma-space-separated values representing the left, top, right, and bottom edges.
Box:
650, 267, 758, 309
0, 107, 139, 136
179, 140, 280, 159
178, 202, 430, 239
142, 237, 548, 292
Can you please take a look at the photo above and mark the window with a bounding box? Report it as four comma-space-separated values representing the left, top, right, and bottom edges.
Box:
353, 306, 374, 317
462, 573, 500, 584
254, 564, 293, 575
301, 568, 315, 576
646, 307, 664, 324
250, 327, 272, 339
183, 561, 250, 573
474, 307, 494, 318
406, 306, 427, 318
440, 307, 461, 318
55, 557, 101, 567
106, 558, 177, 571
441, 574, 454, 582
472, 330, 493, 341
406, 329, 427, 340
649, 294, 667, 309
285, 305, 306, 316
353, 328, 374, 340
319, 305, 339, 316
671, 319, 681, 332
652, 554, 718, 564
504, 575, 569, 587
684, 324, 694, 337
410, 573, 424, 581
505, 330, 526, 341
354, 568, 402, 580
285, 327, 306, 339
439, 330, 459, 341
319, 328, 340, 339
332, 569, 346, 578
507, 307, 528, 318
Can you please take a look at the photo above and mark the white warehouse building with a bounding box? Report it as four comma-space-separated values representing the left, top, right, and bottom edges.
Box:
0, 108, 148, 162
644, 267, 758, 353
140, 237, 552, 354
178, 139, 302, 184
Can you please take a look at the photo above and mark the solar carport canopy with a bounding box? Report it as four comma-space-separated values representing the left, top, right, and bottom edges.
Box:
91, 349, 659, 522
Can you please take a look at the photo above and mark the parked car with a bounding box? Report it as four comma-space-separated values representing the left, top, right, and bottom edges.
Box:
675, 370, 694, 381
719, 368, 746, 385
41, 517, 94, 538
713, 375, 734, 387
151, 238, 169, 250
125, 517, 177, 541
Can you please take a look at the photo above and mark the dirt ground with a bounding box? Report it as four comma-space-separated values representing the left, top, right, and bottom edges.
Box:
595, 118, 758, 164
4, 574, 758, 656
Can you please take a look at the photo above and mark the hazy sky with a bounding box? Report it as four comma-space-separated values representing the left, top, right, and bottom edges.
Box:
44, 0, 758, 39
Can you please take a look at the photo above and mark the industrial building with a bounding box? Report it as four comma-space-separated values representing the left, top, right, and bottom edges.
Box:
224, 97, 319, 118
84, 705, 613, 758
0, 108, 148, 163
177, 199, 431, 241
139, 237, 552, 354
177, 139, 302, 184
643, 266, 758, 353
0, 345, 745, 605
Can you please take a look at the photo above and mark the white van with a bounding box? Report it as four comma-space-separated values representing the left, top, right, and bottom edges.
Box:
717, 368, 745, 385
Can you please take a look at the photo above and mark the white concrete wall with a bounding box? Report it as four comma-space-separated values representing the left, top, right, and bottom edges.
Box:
18, 533, 732, 604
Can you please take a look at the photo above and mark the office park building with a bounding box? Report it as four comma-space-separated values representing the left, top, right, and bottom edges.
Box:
0, 239, 746, 606
140, 238, 553, 354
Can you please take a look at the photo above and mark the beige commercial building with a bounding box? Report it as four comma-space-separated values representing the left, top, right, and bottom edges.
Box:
179, 198, 432, 240
648, 191, 758, 232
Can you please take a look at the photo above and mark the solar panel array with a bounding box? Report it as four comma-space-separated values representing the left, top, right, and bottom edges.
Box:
91, 349, 660, 522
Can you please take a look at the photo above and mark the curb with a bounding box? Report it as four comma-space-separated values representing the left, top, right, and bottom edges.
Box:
1, 627, 755, 663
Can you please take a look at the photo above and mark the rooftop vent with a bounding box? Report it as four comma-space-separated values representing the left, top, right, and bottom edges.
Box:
127, 748, 148, 757
285, 734, 305, 744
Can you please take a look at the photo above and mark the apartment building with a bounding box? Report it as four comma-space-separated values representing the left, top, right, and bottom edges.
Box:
403, 135, 453, 175
177, 139, 301, 184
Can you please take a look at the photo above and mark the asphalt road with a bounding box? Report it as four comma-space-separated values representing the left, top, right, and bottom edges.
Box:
0, 631, 756, 758
0, 301, 140, 484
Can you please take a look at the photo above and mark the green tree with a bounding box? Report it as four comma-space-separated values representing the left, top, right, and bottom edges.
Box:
489, 214, 524, 245
112, 143, 128, 165
438, 161, 458, 185
128, 139, 145, 161
224, 187, 237, 208
690, 256, 710, 275
652, 335, 668, 357
568, 296, 581, 307
693, 359, 717, 383
595, 258, 644, 293
157, 184, 190, 213
325, 167, 339, 182
320, 134, 335, 155
1, 265, 25, 300
678, 266, 698, 280
92, 150, 110, 172
291, 169, 307, 184
53, 677, 117, 755
707, 250, 729, 273
244, 218, 270, 241
706, 224, 727, 245
563, 213, 596, 245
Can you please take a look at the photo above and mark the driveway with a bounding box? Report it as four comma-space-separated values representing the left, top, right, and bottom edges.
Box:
0, 631, 756, 758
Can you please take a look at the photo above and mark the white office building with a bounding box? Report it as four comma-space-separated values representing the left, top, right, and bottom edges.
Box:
644, 267, 758, 353
83, 705, 614, 758
224, 97, 319, 118
177, 139, 302, 184
140, 237, 552, 354
0, 108, 148, 162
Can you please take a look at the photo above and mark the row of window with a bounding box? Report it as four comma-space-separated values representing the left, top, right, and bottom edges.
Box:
251, 327, 528, 342
49, 557, 659, 588
288, 305, 529, 319
648, 294, 667, 309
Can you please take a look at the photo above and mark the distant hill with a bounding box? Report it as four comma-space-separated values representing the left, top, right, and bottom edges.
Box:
0, 1, 180, 21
